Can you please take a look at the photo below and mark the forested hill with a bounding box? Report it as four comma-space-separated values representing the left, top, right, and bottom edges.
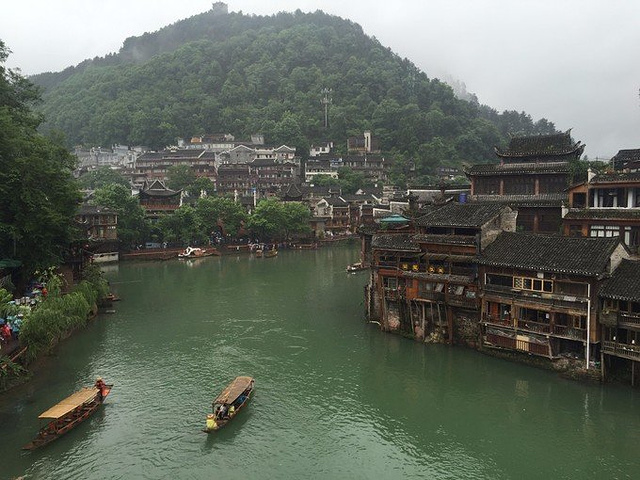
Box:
31, 7, 558, 177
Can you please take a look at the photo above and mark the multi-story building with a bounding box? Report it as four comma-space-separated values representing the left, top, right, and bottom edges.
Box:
478, 233, 628, 367
76, 205, 119, 262
466, 131, 584, 233
137, 180, 182, 220
134, 148, 218, 186
366, 203, 516, 343
563, 163, 640, 252
598, 259, 640, 384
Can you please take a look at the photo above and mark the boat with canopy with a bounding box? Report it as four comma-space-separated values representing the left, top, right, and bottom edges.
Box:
23, 382, 112, 450
204, 376, 254, 432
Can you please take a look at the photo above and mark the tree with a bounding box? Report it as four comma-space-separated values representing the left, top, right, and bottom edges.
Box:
157, 204, 204, 245
195, 196, 247, 238
246, 198, 287, 241
0, 41, 82, 281
282, 202, 311, 240
79, 166, 129, 189
187, 176, 215, 198
167, 164, 196, 191
92, 184, 147, 248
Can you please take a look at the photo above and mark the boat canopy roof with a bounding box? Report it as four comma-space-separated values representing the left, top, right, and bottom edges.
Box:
38, 387, 98, 419
213, 376, 253, 405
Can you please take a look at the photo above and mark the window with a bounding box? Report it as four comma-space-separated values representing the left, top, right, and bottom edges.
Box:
434, 283, 444, 293
590, 225, 620, 238
513, 276, 554, 293
383, 277, 397, 289
487, 274, 513, 288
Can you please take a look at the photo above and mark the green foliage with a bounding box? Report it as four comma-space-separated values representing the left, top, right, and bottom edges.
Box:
0, 41, 82, 280
167, 164, 196, 191
78, 166, 129, 189
31, 11, 558, 166
19, 288, 95, 362
195, 196, 247, 237
92, 183, 147, 247
0, 288, 17, 318
80, 263, 110, 300
568, 159, 609, 185
0, 356, 26, 388
157, 204, 206, 245
246, 198, 310, 241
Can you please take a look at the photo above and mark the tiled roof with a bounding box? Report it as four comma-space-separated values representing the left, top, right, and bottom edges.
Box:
415, 203, 506, 228
77, 205, 115, 215
478, 232, 621, 276
599, 259, 640, 302
465, 162, 570, 176
371, 234, 421, 252
324, 197, 348, 207
250, 158, 278, 166
469, 194, 567, 207
564, 208, 640, 220
495, 131, 584, 159
340, 194, 376, 203
590, 172, 640, 183
612, 149, 640, 169
412, 234, 476, 246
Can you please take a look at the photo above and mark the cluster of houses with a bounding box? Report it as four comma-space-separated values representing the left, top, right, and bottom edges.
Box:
362, 131, 640, 386
74, 128, 640, 385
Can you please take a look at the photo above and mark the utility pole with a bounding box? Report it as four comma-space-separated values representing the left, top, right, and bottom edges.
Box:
321, 88, 332, 128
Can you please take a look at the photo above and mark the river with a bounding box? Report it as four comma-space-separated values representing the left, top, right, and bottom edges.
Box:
1, 244, 639, 479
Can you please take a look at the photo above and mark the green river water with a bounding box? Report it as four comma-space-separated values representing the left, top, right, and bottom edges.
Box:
1, 244, 639, 479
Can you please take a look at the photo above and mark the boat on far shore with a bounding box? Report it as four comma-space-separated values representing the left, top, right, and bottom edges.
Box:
178, 246, 220, 259
346, 262, 369, 273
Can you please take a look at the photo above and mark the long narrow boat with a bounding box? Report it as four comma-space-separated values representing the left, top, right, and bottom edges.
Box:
204, 376, 254, 432
23, 383, 113, 450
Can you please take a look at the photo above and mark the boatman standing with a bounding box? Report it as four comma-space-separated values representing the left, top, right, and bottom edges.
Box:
95, 377, 106, 401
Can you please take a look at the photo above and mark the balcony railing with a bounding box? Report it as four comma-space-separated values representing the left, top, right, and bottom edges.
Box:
517, 319, 551, 334
602, 341, 640, 360
485, 333, 550, 357
483, 314, 585, 340
619, 312, 640, 328
447, 296, 479, 309
552, 324, 587, 340
416, 290, 445, 302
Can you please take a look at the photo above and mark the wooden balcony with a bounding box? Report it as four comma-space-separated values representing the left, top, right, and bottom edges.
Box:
447, 295, 479, 309
416, 290, 445, 302
552, 324, 587, 341
485, 333, 550, 358
602, 340, 640, 361
619, 312, 640, 329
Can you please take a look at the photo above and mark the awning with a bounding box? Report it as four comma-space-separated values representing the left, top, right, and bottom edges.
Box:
38, 387, 98, 419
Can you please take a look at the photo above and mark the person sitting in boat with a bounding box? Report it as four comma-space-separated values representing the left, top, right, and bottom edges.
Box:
228, 405, 235, 417
95, 377, 107, 401
218, 404, 227, 419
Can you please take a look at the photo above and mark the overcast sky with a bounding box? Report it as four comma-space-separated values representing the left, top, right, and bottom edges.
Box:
2, 1, 639, 158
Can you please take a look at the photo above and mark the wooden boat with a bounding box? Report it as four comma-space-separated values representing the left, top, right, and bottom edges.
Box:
264, 249, 278, 258
178, 246, 220, 258
346, 262, 368, 273
23, 383, 112, 450
204, 376, 254, 433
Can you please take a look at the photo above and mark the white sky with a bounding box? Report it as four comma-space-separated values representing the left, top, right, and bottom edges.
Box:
2, 0, 639, 158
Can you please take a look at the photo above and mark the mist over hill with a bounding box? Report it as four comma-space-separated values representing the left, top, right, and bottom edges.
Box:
31, 6, 558, 181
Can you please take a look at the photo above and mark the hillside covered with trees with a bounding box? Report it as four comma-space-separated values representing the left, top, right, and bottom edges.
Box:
32, 6, 558, 174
